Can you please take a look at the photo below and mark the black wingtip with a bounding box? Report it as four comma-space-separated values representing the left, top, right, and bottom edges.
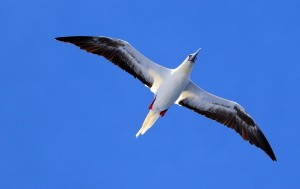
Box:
253, 128, 277, 161
55, 36, 94, 43
268, 144, 277, 161
270, 153, 277, 161
267, 150, 277, 161
257, 129, 277, 161
55, 36, 73, 43
264, 146, 277, 161
55, 37, 64, 41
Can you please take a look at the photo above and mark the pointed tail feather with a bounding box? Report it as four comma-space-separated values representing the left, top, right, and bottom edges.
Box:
136, 110, 160, 137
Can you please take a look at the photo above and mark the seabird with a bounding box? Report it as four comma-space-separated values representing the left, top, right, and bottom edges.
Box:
55, 36, 276, 161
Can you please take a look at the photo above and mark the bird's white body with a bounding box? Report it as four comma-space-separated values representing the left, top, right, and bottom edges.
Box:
136, 59, 195, 137
154, 60, 193, 111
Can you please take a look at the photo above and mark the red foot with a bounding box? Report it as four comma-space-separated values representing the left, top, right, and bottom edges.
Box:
149, 96, 156, 110
160, 109, 168, 117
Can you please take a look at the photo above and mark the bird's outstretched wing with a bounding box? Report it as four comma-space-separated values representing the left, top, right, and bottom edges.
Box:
55, 36, 171, 93
177, 81, 276, 161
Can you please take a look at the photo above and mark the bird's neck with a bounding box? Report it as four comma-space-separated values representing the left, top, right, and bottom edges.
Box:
175, 60, 194, 75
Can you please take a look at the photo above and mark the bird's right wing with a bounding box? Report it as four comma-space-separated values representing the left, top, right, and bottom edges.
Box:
177, 81, 276, 161
55, 36, 171, 93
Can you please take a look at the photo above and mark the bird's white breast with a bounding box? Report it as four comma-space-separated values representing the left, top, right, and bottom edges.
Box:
153, 68, 191, 111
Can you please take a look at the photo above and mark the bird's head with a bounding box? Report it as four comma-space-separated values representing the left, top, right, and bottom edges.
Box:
187, 48, 201, 63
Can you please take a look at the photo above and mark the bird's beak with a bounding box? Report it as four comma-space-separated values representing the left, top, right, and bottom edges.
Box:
188, 48, 201, 63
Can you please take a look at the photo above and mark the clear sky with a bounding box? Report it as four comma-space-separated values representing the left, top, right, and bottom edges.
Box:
1, 0, 300, 188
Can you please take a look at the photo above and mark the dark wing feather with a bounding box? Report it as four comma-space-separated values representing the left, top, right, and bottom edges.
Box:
55, 36, 170, 92
178, 82, 276, 161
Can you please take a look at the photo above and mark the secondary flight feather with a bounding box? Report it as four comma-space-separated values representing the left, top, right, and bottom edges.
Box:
55, 36, 276, 161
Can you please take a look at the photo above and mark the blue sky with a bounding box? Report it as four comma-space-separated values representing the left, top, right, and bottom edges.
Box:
1, 0, 300, 188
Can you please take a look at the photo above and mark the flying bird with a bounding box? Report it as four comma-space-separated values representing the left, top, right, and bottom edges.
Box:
55, 36, 276, 161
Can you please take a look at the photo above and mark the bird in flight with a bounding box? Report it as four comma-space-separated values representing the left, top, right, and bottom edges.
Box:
55, 36, 276, 161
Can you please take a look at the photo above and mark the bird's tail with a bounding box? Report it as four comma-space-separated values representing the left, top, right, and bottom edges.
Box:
136, 110, 160, 137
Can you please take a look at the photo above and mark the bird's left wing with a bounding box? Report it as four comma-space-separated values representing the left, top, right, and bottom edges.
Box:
55, 36, 171, 93
177, 81, 276, 161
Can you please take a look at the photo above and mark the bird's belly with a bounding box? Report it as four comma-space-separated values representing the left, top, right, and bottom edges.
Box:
153, 74, 189, 111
